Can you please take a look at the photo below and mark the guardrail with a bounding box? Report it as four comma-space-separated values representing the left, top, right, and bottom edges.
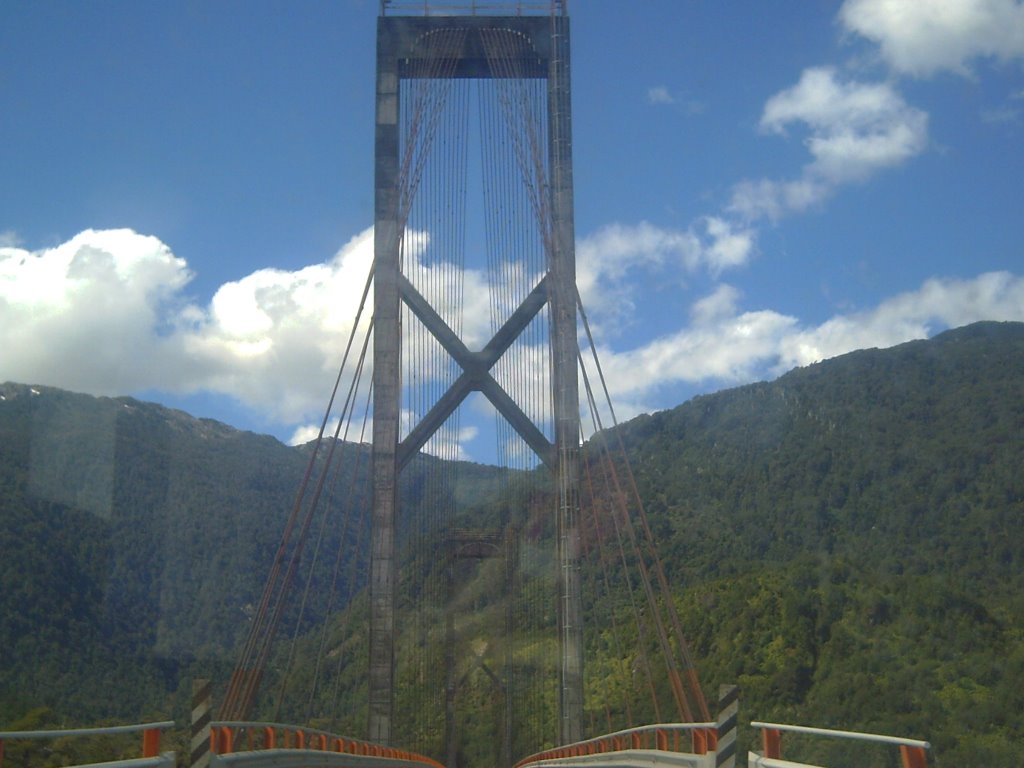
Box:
749, 721, 931, 768
209, 721, 445, 768
514, 722, 719, 768
0, 720, 175, 768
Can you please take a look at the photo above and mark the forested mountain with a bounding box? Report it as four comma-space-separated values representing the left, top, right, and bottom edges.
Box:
0, 383, 505, 728
611, 320, 1024, 765
2, 320, 1022, 766
0, 385, 312, 723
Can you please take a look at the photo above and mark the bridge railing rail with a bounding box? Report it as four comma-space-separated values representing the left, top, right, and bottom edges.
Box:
209, 720, 445, 768
514, 722, 718, 768
0, 720, 175, 768
749, 721, 931, 768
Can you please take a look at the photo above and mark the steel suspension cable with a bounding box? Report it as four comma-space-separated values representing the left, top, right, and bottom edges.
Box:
577, 347, 689, 721
576, 290, 709, 721
283, 317, 375, 722
482, 32, 547, 753
221, 252, 376, 722
396, 29, 473, 753
328, 378, 375, 732
305, 369, 372, 722
577, 450, 633, 732
579, 356, 663, 724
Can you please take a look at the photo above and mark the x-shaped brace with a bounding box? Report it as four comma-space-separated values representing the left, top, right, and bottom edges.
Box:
396, 272, 554, 471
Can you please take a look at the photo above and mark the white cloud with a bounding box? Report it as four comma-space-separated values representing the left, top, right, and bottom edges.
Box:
406, 256, 494, 349
981, 102, 1022, 124
0, 227, 551, 459
597, 304, 798, 404
576, 220, 755, 331
289, 423, 325, 446
592, 271, 1024, 414
7, 229, 1021, 459
0, 228, 193, 392
730, 67, 928, 220
176, 228, 376, 424
420, 424, 479, 461
289, 405, 374, 448
703, 217, 756, 274
0, 227, 375, 425
729, 177, 831, 221
647, 86, 675, 105
690, 283, 742, 326
840, 0, 1024, 77
777, 270, 1024, 369
0, 230, 22, 248
576, 222, 698, 329
761, 67, 930, 182
578, 222, 699, 283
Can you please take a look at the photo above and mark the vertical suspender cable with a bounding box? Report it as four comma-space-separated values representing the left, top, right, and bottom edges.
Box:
306, 330, 375, 721
577, 290, 710, 721
328, 377, 375, 732
579, 355, 663, 724
221, 247, 376, 721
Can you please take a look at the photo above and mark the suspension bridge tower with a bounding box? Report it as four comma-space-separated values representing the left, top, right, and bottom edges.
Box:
370, 0, 582, 750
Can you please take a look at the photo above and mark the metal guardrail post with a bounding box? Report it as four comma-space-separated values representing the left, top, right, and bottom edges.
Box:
715, 684, 739, 768
900, 745, 929, 768
191, 679, 212, 768
142, 728, 161, 758
218, 726, 234, 753
691, 728, 706, 755
762, 728, 782, 759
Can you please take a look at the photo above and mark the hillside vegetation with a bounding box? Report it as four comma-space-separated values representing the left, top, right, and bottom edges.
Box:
0, 383, 504, 728
611, 321, 1024, 765
1, 320, 1022, 767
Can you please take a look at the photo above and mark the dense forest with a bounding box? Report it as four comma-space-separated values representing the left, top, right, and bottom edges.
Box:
612, 321, 1024, 765
0, 380, 508, 763
1, 320, 1022, 767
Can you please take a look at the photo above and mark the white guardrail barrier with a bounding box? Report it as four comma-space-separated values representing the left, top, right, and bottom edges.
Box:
748, 721, 930, 768
0, 720, 175, 768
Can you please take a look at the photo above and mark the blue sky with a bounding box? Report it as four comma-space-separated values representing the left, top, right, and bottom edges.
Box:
2, 0, 1023, 459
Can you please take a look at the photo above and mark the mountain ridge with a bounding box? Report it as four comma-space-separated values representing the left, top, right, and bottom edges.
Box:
2, 320, 1022, 766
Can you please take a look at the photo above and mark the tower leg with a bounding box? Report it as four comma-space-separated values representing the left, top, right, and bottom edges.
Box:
370, 15, 401, 746
548, 14, 583, 746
